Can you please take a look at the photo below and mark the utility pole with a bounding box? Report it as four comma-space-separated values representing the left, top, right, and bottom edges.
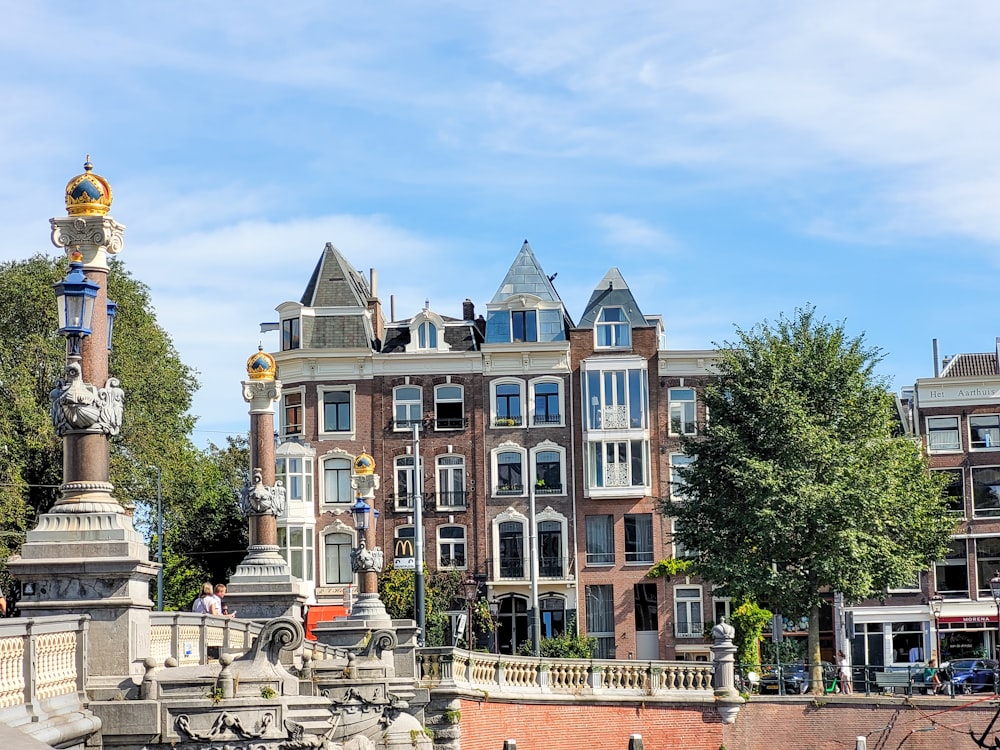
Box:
413, 423, 426, 644
148, 465, 163, 611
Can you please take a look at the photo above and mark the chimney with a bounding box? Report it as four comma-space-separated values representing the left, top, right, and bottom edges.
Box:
932, 338, 940, 377
463, 298, 475, 322
995, 337, 1000, 375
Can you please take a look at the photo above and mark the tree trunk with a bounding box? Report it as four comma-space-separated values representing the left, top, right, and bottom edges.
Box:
808, 602, 823, 695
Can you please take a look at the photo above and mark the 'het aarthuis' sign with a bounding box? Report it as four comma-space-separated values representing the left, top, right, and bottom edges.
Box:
917, 381, 1000, 406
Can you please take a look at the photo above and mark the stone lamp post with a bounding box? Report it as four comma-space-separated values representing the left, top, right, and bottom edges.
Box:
8, 159, 158, 685
348, 452, 390, 624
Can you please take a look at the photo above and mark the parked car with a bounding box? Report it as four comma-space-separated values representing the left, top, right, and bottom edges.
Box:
945, 658, 999, 694
759, 662, 837, 694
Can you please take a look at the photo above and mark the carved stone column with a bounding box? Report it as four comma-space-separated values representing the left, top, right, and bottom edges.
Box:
710, 619, 744, 724
7, 160, 156, 688
224, 347, 306, 620
348, 459, 389, 624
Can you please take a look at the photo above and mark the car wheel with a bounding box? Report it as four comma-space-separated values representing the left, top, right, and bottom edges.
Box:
963, 683, 974, 695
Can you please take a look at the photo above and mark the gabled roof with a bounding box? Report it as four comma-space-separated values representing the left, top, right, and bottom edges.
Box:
940, 353, 999, 378
300, 243, 371, 308
490, 240, 563, 304
577, 268, 648, 329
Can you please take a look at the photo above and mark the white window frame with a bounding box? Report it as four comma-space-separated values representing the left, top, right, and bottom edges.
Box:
437, 525, 468, 570
317, 385, 355, 438
595, 306, 630, 349
934, 539, 969, 598
491, 378, 525, 427
971, 414, 1000, 450
321, 523, 356, 586
277, 523, 315, 583
282, 388, 305, 437
393, 385, 423, 431
674, 585, 704, 638
926, 415, 961, 453
587, 439, 649, 491
406, 310, 449, 353
393, 455, 423, 511
434, 383, 465, 430
583, 363, 648, 431
531, 440, 565, 496
321, 449, 354, 506
275, 443, 314, 506
670, 453, 694, 502
536, 506, 568, 579
493, 443, 527, 497
668, 387, 697, 436
492, 507, 528, 580
529, 377, 563, 427
435, 454, 467, 510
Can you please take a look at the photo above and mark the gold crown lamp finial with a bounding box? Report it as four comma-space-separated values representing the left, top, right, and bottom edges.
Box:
65, 156, 113, 217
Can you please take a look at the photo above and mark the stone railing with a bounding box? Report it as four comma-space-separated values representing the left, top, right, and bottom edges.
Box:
417, 648, 714, 698
0, 614, 99, 746
148, 612, 343, 667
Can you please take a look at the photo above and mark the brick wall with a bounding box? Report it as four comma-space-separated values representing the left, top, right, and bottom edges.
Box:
447, 695, 1000, 750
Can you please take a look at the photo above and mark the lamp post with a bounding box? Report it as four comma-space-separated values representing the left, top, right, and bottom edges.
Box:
148, 465, 163, 611
351, 497, 374, 597
930, 595, 943, 661
990, 574, 1000, 665
489, 599, 501, 654
53, 256, 99, 358
460, 574, 478, 650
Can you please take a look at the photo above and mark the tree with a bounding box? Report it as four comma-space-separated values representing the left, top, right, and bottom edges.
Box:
671, 307, 954, 693
0, 254, 248, 610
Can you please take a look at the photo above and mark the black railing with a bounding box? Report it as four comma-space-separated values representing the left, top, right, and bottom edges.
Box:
539, 556, 565, 578
736, 661, 965, 698
499, 559, 525, 578
434, 417, 469, 430
533, 414, 561, 425
436, 491, 467, 508
534, 484, 562, 495
495, 485, 524, 496
389, 493, 416, 509
390, 419, 424, 430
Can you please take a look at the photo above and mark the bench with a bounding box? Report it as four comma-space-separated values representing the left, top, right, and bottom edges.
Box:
874, 670, 916, 694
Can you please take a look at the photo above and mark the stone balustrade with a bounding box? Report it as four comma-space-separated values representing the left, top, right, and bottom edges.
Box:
416, 648, 714, 698
0, 614, 98, 747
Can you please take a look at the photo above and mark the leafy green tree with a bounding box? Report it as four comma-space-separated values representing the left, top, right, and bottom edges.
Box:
0, 254, 248, 610
671, 307, 954, 693
378, 564, 472, 646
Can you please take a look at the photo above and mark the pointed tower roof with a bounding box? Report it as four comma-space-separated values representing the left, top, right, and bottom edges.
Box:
490, 240, 563, 304
300, 242, 371, 308
577, 268, 648, 328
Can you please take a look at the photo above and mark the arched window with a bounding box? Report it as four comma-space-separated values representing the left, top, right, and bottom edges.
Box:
418, 321, 438, 349
323, 457, 352, 505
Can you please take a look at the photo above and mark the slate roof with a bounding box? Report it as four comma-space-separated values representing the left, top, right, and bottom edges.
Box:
577, 268, 648, 329
300, 243, 371, 308
940, 352, 999, 378
490, 240, 563, 304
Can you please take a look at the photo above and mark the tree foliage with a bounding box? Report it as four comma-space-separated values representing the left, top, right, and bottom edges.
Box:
0, 254, 248, 610
670, 308, 954, 682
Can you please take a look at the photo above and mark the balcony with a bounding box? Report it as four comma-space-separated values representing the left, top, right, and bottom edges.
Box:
499, 558, 525, 579
539, 555, 566, 578
390, 419, 424, 431
533, 414, 561, 426
494, 416, 523, 427
675, 623, 705, 639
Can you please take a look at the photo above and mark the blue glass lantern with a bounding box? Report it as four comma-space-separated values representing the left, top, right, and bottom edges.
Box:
106, 300, 117, 351
351, 497, 371, 531
53, 261, 99, 340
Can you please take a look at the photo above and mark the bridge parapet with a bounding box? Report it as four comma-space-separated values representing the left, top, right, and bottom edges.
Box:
416, 648, 714, 698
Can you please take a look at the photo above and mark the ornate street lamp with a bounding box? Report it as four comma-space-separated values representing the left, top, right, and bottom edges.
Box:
351, 497, 371, 532
460, 574, 478, 650
489, 599, 501, 654
53, 257, 99, 356
930, 595, 943, 661
106, 300, 117, 351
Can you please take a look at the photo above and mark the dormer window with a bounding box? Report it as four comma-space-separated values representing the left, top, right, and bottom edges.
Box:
512, 310, 538, 343
418, 321, 437, 349
596, 307, 629, 348
282, 318, 300, 350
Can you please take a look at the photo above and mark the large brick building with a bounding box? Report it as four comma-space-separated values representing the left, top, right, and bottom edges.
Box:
268, 240, 717, 658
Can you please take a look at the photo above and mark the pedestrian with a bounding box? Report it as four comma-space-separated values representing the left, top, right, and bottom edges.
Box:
924, 657, 943, 694
192, 582, 220, 615
214, 583, 235, 618
837, 650, 852, 694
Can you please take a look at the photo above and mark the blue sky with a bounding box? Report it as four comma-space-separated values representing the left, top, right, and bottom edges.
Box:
4, 2, 1000, 445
